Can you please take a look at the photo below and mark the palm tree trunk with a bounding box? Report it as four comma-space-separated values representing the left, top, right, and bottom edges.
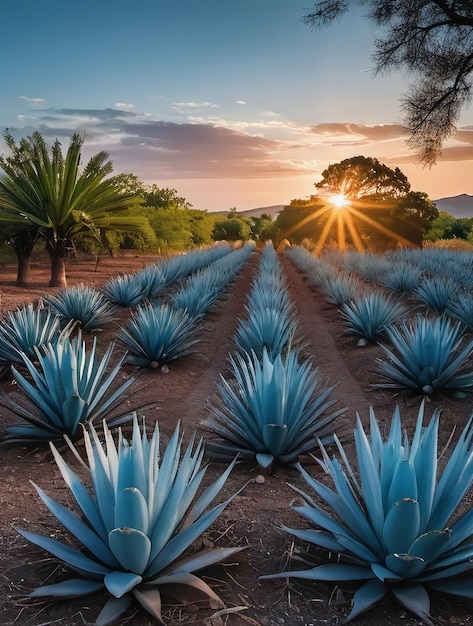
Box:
11, 229, 38, 286
47, 238, 68, 288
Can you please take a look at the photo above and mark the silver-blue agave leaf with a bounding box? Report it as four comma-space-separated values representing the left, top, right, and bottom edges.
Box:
17, 415, 244, 625
0, 303, 64, 363
204, 348, 346, 468
376, 314, 473, 396
118, 302, 200, 367
341, 291, 408, 342
0, 331, 136, 442
414, 276, 460, 313
42, 284, 118, 331
101, 273, 147, 308
261, 402, 473, 624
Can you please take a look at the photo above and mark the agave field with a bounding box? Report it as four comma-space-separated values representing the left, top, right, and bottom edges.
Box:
1, 244, 473, 626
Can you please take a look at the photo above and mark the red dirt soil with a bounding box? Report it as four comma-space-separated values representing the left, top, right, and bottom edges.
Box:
0, 251, 472, 626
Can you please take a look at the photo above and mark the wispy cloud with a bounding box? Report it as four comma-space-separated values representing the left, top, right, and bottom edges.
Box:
115, 102, 135, 110
19, 96, 45, 103
171, 101, 219, 114
235, 100, 246, 105
4, 109, 473, 189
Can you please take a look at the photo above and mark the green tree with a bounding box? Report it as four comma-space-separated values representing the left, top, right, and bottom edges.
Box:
211, 216, 252, 242
0, 131, 152, 287
313, 156, 436, 250
304, 2, 473, 164
424, 211, 472, 242
275, 198, 326, 245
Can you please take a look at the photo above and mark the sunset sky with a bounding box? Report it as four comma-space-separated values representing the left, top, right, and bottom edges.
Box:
2, 0, 473, 211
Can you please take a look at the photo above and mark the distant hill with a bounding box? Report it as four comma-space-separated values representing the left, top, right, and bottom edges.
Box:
236, 204, 285, 219
434, 194, 473, 218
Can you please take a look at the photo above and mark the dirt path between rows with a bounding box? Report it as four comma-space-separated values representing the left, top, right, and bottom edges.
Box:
1, 251, 472, 626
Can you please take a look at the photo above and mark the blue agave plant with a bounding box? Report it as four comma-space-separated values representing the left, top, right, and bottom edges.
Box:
414, 276, 460, 313
446, 291, 473, 331
341, 291, 408, 344
0, 331, 135, 442
262, 403, 473, 624
0, 303, 65, 364
17, 416, 244, 625
234, 307, 298, 359
376, 314, 473, 396
42, 284, 117, 331
101, 273, 147, 308
118, 302, 199, 368
204, 348, 346, 468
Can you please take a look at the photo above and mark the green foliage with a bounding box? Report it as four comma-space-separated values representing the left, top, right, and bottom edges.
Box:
0, 332, 135, 443
204, 348, 345, 468
0, 130, 150, 286
423, 211, 472, 242
275, 198, 325, 245
17, 416, 244, 625
376, 315, 473, 397
212, 216, 252, 242
262, 403, 473, 624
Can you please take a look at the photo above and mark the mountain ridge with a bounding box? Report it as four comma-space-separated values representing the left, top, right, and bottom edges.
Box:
234, 195, 473, 220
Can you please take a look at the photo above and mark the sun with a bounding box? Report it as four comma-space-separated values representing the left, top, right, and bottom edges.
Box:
331, 193, 350, 208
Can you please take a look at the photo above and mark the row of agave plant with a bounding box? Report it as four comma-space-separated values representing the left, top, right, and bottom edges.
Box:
0, 243, 254, 442
286, 245, 473, 398
6, 244, 473, 625
204, 242, 347, 468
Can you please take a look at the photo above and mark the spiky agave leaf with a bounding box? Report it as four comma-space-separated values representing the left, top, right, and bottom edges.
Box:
341, 291, 408, 343
376, 314, 473, 396
446, 291, 473, 331
0, 303, 64, 363
118, 302, 200, 368
42, 284, 118, 331
204, 348, 346, 468
414, 276, 459, 313
0, 331, 136, 442
16, 416, 244, 625
262, 403, 473, 624
234, 307, 298, 360
101, 273, 147, 308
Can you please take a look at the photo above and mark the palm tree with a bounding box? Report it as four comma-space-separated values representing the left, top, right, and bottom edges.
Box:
0, 130, 152, 287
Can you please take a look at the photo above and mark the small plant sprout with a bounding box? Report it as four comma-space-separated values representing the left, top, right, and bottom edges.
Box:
262, 403, 473, 624
17, 416, 245, 625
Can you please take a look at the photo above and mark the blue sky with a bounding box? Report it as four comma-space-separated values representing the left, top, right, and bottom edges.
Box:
2, 0, 473, 211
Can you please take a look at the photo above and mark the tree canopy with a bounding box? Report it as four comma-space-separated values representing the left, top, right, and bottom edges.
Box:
0, 131, 151, 287
277, 156, 438, 251
304, 1, 473, 164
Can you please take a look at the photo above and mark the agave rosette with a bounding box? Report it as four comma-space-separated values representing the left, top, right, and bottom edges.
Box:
262, 403, 473, 624
341, 291, 408, 343
42, 284, 117, 331
204, 348, 345, 468
376, 314, 473, 396
17, 416, 244, 625
0, 331, 135, 442
0, 303, 65, 363
118, 302, 199, 368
